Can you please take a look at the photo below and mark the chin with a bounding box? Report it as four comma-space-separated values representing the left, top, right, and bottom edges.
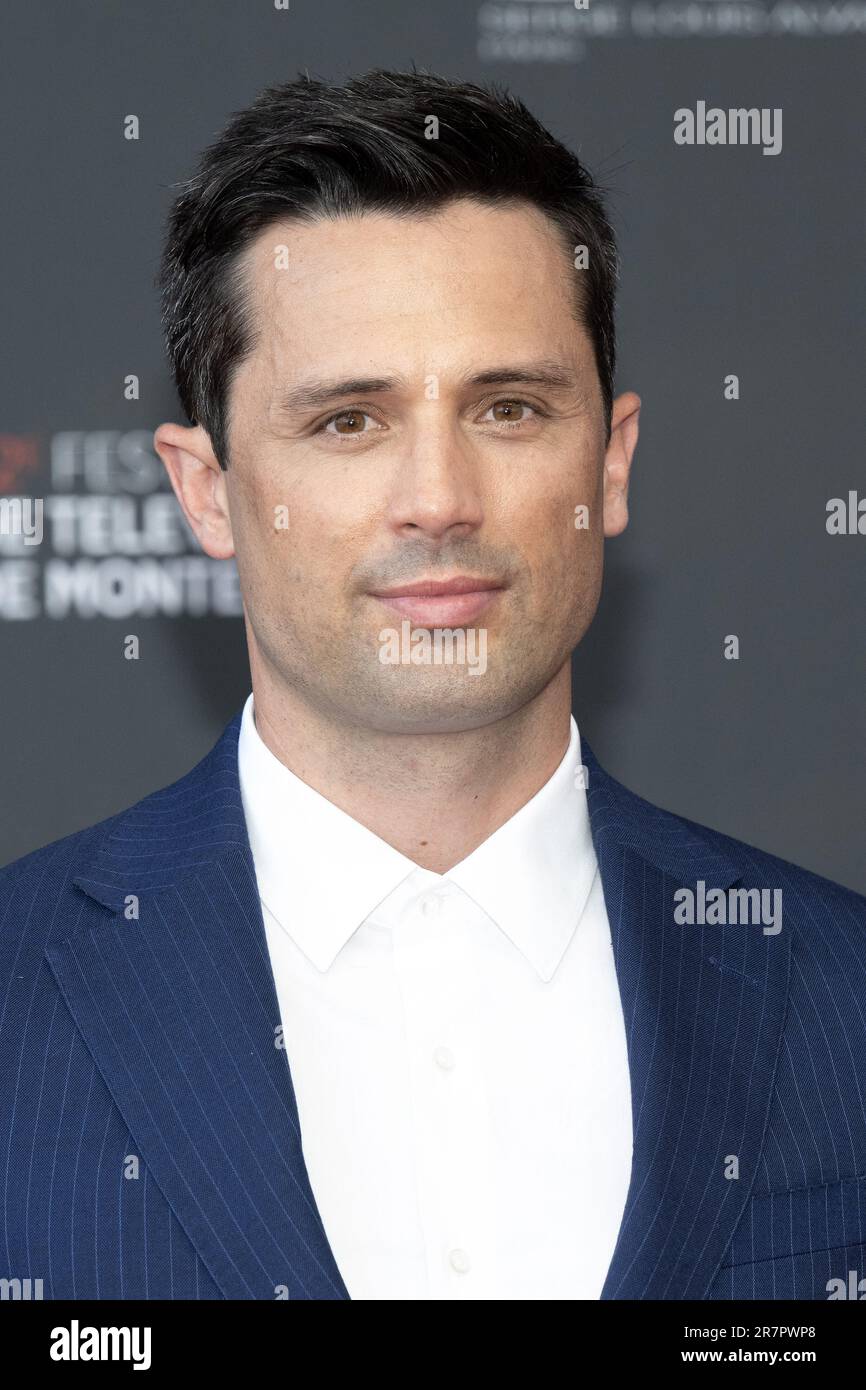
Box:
358, 689, 514, 737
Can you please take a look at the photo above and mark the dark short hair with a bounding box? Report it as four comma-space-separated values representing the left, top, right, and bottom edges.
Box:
158, 69, 619, 469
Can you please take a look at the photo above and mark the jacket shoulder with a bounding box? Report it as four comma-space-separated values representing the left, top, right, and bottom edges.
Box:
0, 755, 212, 906
693, 816, 866, 922
636, 791, 866, 952
0, 811, 124, 897
589, 744, 866, 934
1, 711, 245, 928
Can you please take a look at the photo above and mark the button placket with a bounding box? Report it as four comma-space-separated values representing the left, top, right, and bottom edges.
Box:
433, 1044, 456, 1071
392, 887, 493, 1296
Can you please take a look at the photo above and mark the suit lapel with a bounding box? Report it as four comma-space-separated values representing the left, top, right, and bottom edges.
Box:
581, 740, 791, 1299
46, 712, 350, 1301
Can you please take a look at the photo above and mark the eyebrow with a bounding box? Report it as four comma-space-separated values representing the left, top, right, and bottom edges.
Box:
270, 360, 579, 416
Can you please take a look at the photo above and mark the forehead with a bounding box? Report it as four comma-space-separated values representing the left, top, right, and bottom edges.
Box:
236, 198, 593, 384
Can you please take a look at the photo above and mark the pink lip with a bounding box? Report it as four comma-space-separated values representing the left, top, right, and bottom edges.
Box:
369, 576, 505, 626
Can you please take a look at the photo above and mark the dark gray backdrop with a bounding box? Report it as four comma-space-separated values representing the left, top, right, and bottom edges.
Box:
2, 0, 864, 891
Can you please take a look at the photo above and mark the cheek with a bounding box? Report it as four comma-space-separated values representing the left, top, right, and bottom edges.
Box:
518, 492, 604, 625
504, 435, 601, 513
265, 487, 371, 602
513, 468, 600, 558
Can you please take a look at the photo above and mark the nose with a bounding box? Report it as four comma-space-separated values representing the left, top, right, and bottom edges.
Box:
385, 417, 484, 542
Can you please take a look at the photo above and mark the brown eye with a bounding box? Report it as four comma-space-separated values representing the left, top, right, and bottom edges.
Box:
483, 400, 539, 425
331, 410, 368, 434
492, 400, 525, 419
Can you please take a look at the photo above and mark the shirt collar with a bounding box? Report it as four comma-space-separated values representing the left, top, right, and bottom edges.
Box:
237, 692, 598, 981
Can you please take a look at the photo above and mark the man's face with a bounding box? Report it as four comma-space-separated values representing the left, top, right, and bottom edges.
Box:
196, 199, 635, 733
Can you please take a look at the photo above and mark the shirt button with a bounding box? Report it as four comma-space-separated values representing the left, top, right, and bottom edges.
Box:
420, 894, 443, 917
449, 1248, 471, 1274
433, 1045, 456, 1071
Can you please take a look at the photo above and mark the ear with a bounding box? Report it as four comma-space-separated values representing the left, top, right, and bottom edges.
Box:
602, 391, 641, 538
153, 422, 235, 559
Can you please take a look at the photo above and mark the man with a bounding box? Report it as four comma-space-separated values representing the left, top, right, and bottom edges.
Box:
2, 71, 864, 1302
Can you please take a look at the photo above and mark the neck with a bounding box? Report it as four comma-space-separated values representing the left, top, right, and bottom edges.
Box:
247, 659, 574, 874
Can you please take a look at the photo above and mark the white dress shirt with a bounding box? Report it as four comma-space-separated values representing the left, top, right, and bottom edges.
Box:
237, 692, 632, 1300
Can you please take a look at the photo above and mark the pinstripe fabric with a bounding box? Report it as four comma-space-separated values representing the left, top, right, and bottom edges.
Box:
1, 708, 864, 1300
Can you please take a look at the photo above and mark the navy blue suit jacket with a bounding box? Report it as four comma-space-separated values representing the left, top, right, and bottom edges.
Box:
2, 708, 866, 1300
